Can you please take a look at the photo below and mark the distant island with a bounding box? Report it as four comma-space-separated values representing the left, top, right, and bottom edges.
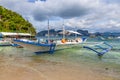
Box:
0, 6, 36, 35
36, 29, 89, 37
37, 29, 120, 38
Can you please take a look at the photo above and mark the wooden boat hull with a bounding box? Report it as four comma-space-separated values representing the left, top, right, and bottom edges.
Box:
13, 39, 56, 53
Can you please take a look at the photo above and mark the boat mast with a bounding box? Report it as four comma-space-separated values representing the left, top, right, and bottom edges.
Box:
48, 19, 50, 43
75, 26, 77, 39
62, 20, 65, 39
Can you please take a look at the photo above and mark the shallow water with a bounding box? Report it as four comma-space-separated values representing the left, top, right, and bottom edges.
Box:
0, 38, 120, 80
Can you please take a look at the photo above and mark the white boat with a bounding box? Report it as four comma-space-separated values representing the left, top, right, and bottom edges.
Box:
12, 20, 86, 53
13, 39, 56, 53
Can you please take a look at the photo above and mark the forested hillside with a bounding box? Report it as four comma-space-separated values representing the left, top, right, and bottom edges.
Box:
0, 6, 36, 35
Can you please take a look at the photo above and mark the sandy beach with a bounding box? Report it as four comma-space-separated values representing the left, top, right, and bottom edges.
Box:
0, 54, 119, 80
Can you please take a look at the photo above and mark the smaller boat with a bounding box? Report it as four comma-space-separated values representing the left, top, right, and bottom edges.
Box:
0, 40, 12, 46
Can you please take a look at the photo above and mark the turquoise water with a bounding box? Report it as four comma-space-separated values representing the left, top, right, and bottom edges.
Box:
32, 38, 120, 79
0, 38, 120, 80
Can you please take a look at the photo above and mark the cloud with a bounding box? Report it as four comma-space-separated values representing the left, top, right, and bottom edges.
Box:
0, 0, 34, 15
58, 5, 88, 19
103, 0, 120, 4
31, 0, 94, 21
1, 0, 120, 32
0, 0, 96, 21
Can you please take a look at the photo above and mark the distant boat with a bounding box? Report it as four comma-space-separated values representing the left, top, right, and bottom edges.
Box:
0, 40, 12, 46
0, 32, 33, 46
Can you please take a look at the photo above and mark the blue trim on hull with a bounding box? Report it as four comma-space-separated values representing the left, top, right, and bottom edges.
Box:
13, 39, 56, 54
35, 43, 56, 54
83, 42, 113, 56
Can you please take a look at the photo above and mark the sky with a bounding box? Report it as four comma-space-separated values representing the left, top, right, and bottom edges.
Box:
0, 0, 120, 33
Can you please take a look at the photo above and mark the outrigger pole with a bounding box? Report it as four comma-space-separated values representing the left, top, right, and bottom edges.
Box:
83, 42, 113, 56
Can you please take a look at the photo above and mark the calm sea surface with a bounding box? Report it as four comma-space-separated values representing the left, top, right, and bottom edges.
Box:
0, 37, 120, 80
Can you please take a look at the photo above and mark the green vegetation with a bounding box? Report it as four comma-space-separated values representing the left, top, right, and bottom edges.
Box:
0, 6, 36, 35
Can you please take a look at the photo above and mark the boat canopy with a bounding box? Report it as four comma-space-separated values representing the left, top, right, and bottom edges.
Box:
67, 30, 82, 35
59, 30, 82, 35
0, 32, 31, 38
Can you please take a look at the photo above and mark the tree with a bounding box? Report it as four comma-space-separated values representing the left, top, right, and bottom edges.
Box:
0, 6, 36, 35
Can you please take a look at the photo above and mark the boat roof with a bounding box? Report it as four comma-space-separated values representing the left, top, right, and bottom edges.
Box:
66, 30, 82, 35
0, 32, 31, 36
59, 30, 82, 35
